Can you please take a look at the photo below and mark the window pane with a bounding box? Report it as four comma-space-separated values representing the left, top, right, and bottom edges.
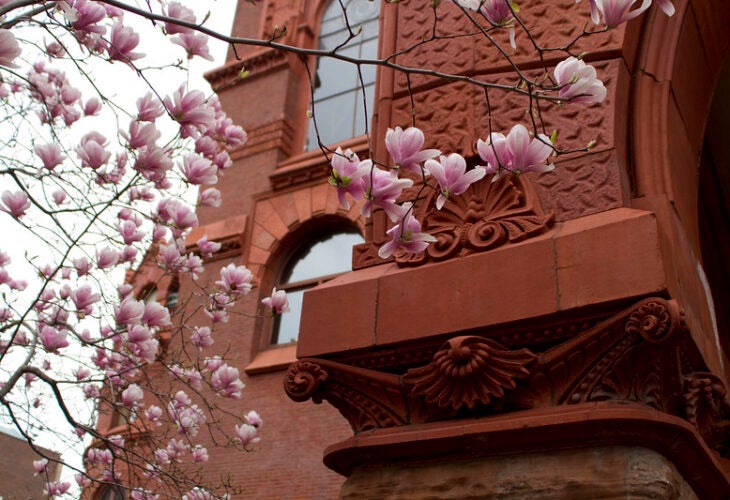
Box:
272, 230, 364, 344
308, 91, 358, 147
286, 231, 363, 283
313, 57, 357, 99
275, 288, 304, 344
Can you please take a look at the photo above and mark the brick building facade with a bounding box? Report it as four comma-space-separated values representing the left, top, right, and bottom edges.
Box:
96, 0, 730, 497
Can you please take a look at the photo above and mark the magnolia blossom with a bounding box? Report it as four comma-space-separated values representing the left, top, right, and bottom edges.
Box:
480, 0, 517, 48
329, 147, 366, 209
360, 161, 413, 221
476, 124, 554, 180
191, 326, 214, 349
39, 326, 69, 352
180, 154, 218, 185
384, 126, 440, 173
1, 190, 30, 217
197, 236, 221, 258
378, 203, 437, 259
172, 32, 214, 61
0, 29, 21, 68
33, 458, 48, 474
585, 0, 652, 27
425, 153, 486, 209
34, 143, 65, 170
261, 287, 290, 315
165, 2, 196, 34
108, 22, 144, 62
211, 364, 244, 398
554, 57, 607, 104
121, 383, 144, 406
216, 263, 253, 295
245, 410, 263, 428
234, 423, 260, 446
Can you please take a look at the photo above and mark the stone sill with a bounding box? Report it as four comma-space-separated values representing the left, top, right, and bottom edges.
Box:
297, 207, 668, 358
244, 344, 297, 375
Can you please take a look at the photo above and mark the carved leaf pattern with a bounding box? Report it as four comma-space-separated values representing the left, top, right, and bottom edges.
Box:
395, 173, 554, 266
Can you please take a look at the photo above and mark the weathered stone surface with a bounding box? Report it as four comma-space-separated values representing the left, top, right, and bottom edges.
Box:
340, 447, 697, 500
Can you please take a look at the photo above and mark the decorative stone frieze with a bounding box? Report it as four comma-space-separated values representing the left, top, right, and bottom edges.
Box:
285, 297, 730, 458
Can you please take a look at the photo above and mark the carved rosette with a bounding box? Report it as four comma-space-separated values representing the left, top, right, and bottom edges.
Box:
403, 336, 536, 410
395, 174, 554, 266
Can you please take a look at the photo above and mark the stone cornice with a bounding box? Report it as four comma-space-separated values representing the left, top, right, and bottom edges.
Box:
204, 48, 289, 92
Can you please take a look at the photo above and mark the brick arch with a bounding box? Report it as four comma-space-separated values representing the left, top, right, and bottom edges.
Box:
631, 1, 730, 248
244, 184, 365, 281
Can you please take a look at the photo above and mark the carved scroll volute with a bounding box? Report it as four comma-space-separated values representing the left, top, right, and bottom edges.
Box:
284, 360, 329, 402
624, 300, 680, 343
403, 336, 536, 410
396, 173, 554, 267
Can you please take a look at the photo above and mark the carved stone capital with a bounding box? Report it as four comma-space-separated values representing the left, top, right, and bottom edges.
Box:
286, 297, 730, 457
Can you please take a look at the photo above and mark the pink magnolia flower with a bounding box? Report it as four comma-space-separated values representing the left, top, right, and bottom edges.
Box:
180, 154, 218, 185
74, 474, 92, 488
211, 364, 244, 398
121, 383, 143, 407
35, 143, 65, 170
191, 326, 214, 349
164, 86, 216, 136
0, 29, 21, 68
1, 190, 30, 217
261, 287, 290, 315
378, 203, 437, 259
554, 56, 607, 104
183, 488, 214, 500
384, 126, 440, 173
70, 284, 100, 315
73, 256, 92, 276
245, 410, 263, 428
33, 458, 48, 474
426, 153, 486, 209
359, 161, 413, 222
133, 145, 173, 184
39, 326, 69, 352
590, 0, 652, 27
165, 2, 196, 34
197, 236, 221, 258
76, 132, 110, 170
216, 264, 253, 295
192, 446, 209, 463
118, 220, 144, 245
476, 124, 554, 180
480, 0, 517, 48
234, 423, 259, 446
123, 120, 160, 150
74, 366, 91, 381
145, 405, 163, 422
136, 93, 164, 122
329, 147, 366, 209
198, 187, 222, 207
655, 0, 675, 16
96, 246, 119, 269
172, 32, 214, 61
45, 482, 71, 496
83, 97, 101, 116
142, 301, 171, 328
108, 22, 144, 62
115, 297, 145, 325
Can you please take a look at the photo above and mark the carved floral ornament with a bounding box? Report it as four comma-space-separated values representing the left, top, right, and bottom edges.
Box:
284, 298, 730, 457
395, 173, 554, 266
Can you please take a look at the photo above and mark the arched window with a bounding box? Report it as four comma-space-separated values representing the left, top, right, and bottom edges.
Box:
306, 0, 380, 150
96, 485, 125, 500
271, 228, 364, 344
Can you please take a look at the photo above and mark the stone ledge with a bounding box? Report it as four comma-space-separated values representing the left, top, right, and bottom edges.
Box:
298, 207, 666, 358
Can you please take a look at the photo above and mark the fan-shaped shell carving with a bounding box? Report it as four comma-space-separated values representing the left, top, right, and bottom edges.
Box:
396, 174, 554, 266
403, 336, 536, 410
284, 360, 329, 402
